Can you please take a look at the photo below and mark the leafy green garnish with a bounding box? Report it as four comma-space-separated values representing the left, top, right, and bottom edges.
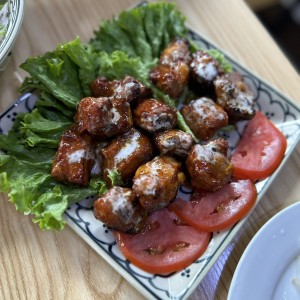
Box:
96, 50, 151, 83
107, 169, 124, 187
0, 2, 233, 230
90, 2, 187, 65
0, 154, 99, 230
21, 109, 72, 148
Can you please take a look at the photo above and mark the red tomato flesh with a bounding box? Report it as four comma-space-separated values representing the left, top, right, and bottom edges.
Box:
115, 208, 211, 274
169, 180, 257, 232
231, 111, 287, 181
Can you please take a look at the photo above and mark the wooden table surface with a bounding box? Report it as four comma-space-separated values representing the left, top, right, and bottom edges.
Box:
1, 0, 299, 299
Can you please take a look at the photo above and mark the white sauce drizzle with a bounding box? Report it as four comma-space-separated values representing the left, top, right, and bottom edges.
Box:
68, 149, 86, 164
114, 131, 140, 166
196, 61, 217, 81
110, 106, 121, 124
195, 143, 220, 164
106, 188, 134, 223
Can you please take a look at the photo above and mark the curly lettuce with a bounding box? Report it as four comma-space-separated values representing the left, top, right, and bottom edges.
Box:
0, 2, 232, 230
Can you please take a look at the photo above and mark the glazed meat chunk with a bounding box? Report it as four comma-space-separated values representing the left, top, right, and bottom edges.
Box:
91, 75, 152, 102
74, 97, 112, 137
51, 126, 94, 186
133, 156, 185, 211
150, 38, 190, 98
105, 98, 133, 138
90, 141, 108, 176
186, 139, 233, 192
132, 98, 177, 133
214, 72, 256, 122
181, 97, 228, 141
74, 96, 132, 138
189, 50, 224, 96
101, 128, 154, 186
154, 129, 193, 157
190, 50, 223, 85
91, 76, 114, 97
93, 186, 147, 233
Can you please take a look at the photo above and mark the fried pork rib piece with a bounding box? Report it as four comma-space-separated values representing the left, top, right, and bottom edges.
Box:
106, 98, 133, 137
190, 50, 223, 85
181, 97, 228, 141
51, 126, 94, 186
133, 156, 185, 211
186, 139, 233, 192
91, 75, 152, 102
189, 50, 224, 96
154, 129, 193, 157
150, 38, 190, 98
93, 186, 147, 233
214, 72, 256, 122
132, 98, 178, 133
101, 128, 154, 186
74, 96, 132, 138
75, 97, 112, 137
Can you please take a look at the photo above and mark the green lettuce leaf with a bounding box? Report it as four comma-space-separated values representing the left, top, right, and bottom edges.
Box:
20, 50, 83, 109
58, 37, 96, 96
19, 38, 96, 109
0, 2, 233, 231
95, 50, 152, 83
0, 154, 99, 230
0, 114, 56, 163
91, 2, 187, 65
107, 169, 124, 187
35, 91, 74, 120
20, 109, 72, 148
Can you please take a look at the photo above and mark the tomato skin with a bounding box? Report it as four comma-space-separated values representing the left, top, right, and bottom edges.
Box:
169, 180, 257, 232
115, 208, 211, 274
231, 111, 287, 181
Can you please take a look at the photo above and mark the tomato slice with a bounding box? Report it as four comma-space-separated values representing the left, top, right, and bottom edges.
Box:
169, 180, 257, 232
115, 208, 211, 274
231, 111, 287, 181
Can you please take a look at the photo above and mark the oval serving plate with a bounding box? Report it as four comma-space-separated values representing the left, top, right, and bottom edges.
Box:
228, 201, 300, 300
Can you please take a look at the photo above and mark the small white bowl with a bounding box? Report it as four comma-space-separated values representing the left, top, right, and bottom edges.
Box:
228, 202, 300, 300
0, 0, 24, 71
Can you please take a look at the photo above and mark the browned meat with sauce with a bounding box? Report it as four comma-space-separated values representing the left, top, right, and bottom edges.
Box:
181, 97, 228, 141
133, 156, 185, 211
214, 72, 256, 122
51, 126, 94, 186
74, 96, 132, 138
150, 38, 190, 98
101, 128, 154, 186
74, 97, 112, 137
190, 51, 223, 84
186, 139, 233, 192
132, 98, 177, 133
105, 98, 133, 138
154, 129, 193, 157
90, 141, 108, 176
91, 75, 152, 102
189, 50, 224, 96
91, 76, 114, 97
93, 186, 147, 233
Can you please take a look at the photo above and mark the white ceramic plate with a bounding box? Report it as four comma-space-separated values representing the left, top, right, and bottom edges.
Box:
1, 25, 300, 300
228, 202, 300, 300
